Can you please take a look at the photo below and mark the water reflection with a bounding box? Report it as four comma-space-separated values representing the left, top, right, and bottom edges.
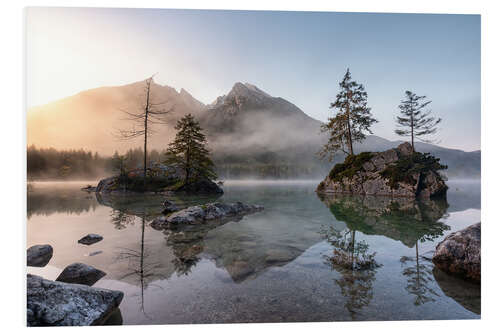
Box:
321, 225, 381, 319
27, 186, 99, 218
432, 267, 481, 314
319, 193, 451, 311
115, 215, 168, 318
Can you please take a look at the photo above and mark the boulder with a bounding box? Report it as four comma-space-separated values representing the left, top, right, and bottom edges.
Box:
162, 199, 180, 214
27, 244, 53, 267
151, 202, 264, 228
78, 234, 103, 245
27, 274, 123, 326
56, 263, 107, 286
317, 142, 448, 198
175, 179, 224, 195
432, 222, 480, 283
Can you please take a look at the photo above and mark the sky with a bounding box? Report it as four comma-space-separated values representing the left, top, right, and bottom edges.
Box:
26, 7, 480, 151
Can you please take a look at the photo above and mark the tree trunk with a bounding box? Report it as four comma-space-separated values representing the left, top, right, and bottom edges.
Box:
346, 93, 354, 156
143, 79, 151, 190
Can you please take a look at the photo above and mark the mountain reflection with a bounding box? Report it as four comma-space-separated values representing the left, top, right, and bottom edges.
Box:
319, 193, 451, 311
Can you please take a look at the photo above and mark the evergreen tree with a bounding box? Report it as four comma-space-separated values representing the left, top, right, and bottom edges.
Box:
319, 68, 377, 161
165, 114, 217, 185
395, 91, 441, 152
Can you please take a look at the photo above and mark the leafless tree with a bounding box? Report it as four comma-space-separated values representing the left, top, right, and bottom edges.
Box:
115, 75, 174, 190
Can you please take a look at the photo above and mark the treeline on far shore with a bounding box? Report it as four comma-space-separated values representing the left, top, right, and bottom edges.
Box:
27, 145, 165, 180
27, 145, 328, 180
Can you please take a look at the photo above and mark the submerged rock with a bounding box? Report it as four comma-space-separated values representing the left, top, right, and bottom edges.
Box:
151, 202, 263, 228
433, 267, 481, 314
317, 142, 448, 198
78, 234, 103, 245
27, 274, 123, 326
27, 244, 53, 267
56, 263, 107, 286
432, 222, 480, 283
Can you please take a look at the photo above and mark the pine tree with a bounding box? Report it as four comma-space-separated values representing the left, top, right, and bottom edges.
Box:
165, 114, 217, 185
319, 68, 377, 161
395, 91, 441, 152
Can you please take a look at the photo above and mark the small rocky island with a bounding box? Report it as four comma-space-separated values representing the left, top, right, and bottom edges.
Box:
317, 142, 448, 198
95, 163, 223, 195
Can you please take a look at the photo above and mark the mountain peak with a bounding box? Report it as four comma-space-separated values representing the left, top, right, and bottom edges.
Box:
229, 82, 272, 99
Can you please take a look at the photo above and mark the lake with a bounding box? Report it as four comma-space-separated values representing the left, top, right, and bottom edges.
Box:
26, 180, 481, 324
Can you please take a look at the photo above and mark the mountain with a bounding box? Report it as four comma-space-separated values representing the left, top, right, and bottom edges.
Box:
27, 80, 205, 154
27, 79, 480, 179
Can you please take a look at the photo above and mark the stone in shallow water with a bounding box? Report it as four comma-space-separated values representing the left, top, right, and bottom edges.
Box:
56, 262, 107, 286
432, 222, 480, 283
27, 244, 53, 267
78, 234, 103, 245
27, 274, 123, 326
151, 201, 264, 228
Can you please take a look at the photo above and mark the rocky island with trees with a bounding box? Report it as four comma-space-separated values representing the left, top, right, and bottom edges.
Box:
316, 69, 479, 285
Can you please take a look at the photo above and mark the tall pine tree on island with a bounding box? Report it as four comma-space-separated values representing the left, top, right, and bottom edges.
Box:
395, 91, 441, 152
165, 114, 217, 185
319, 68, 377, 161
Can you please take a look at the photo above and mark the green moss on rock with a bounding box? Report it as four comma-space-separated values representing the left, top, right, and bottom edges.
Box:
328, 152, 374, 182
380, 152, 447, 189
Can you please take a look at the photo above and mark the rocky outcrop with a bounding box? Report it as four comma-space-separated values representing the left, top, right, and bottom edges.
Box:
151, 202, 263, 229
432, 222, 480, 283
78, 234, 103, 245
27, 244, 53, 267
317, 142, 448, 198
95, 164, 223, 195
56, 263, 107, 286
27, 274, 123, 326
175, 179, 224, 195
162, 199, 180, 214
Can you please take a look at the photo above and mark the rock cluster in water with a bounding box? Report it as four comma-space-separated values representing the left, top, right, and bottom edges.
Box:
27, 274, 123, 326
432, 222, 481, 283
27, 244, 53, 267
317, 142, 448, 198
151, 202, 264, 229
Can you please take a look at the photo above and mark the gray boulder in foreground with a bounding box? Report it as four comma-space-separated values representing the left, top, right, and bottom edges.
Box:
78, 234, 103, 245
27, 274, 123, 326
432, 222, 481, 283
56, 263, 106, 286
151, 202, 264, 229
27, 244, 53, 267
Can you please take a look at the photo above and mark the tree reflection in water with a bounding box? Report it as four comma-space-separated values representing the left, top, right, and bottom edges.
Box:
110, 208, 135, 230
115, 215, 167, 318
321, 226, 381, 319
319, 193, 451, 313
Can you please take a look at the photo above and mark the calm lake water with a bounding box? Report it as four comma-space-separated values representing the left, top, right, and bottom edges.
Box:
27, 180, 481, 324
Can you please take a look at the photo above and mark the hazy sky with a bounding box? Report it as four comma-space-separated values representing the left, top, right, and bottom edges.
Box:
26, 7, 480, 151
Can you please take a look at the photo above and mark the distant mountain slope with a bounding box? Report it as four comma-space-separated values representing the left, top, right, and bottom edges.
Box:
27, 80, 205, 154
27, 79, 480, 179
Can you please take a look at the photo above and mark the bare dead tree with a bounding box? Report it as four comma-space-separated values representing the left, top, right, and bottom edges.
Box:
115, 75, 174, 190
